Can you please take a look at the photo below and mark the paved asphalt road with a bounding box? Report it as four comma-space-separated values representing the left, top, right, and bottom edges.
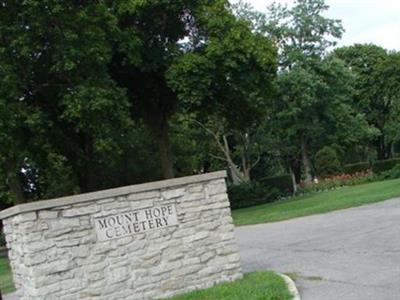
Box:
5, 198, 400, 300
236, 197, 400, 300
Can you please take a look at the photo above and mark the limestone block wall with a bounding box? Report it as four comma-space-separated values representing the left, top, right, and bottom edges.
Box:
0, 171, 242, 300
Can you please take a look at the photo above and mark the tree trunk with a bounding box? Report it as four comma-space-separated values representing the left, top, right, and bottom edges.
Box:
288, 163, 298, 194
390, 142, 395, 158
157, 119, 174, 179
78, 135, 96, 193
222, 135, 248, 184
229, 166, 245, 185
301, 136, 313, 184
376, 134, 392, 160
241, 153, 251, 182
377, 135, 386, 160
4, 158, 25, 204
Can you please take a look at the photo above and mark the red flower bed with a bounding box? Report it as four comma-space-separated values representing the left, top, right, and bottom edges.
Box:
299, 169, 374, 193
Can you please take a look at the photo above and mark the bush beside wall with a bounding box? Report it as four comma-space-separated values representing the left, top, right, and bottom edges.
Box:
228, 174, 293, 210
228, 182, 281, 210
260, 174, 293, 194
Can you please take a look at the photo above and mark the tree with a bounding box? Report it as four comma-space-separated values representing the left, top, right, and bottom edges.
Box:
262, 0, 372, 184
0, 1, 136, 200
334, 44, 400, 160
314, 146, 342, 177
166, 3, 277, 183
264, 0, 343, 68
109, 0, 207, 179
273, 56, 372, 182
0, 0, 276, 203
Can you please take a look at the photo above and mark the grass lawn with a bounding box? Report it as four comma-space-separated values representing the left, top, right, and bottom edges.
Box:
0, 256, 14, 294
169, 272, 292, 300
233, 178, 400, 226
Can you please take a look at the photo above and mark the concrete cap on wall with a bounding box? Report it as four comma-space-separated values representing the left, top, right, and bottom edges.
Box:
0, 171, 227, 220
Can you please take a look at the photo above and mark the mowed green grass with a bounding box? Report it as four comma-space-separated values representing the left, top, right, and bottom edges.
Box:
232, 178, 400, 226
0, 256, 14, 294
169, 272, 292, 300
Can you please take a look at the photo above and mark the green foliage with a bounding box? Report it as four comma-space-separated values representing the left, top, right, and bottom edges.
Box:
1, 0, 399, 209
165, 4, 277, 182
1, 0, 279, 202
372, 158, 400, 174
343, 162, 370, 175
0, 231, 5, 247
260, 175, 293, 194
0, 0, 134, 198
227, 182, 280, 210
378, 164, 400, 180
334, 44, 400, 160
259, 0, 373, 183
265, 0, 344, 67
166, 7, 277, 131
314, 146, 342, 177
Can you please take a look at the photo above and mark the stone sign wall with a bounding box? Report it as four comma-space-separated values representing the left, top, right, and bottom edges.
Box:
0, 171, 242, 300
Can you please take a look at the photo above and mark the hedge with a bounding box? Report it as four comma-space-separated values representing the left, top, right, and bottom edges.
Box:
260, 174, 293, 194
378, 164, 400, 180
228, 182, 281, 210
343, 162, 370, 174
228, 175, 293, 210
372, 158, 400, 174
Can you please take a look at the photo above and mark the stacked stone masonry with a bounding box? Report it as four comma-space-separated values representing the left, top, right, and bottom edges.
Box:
0, 171, 242, 299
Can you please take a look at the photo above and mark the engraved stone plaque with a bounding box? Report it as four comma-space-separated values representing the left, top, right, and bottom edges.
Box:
94, 204, 179, 241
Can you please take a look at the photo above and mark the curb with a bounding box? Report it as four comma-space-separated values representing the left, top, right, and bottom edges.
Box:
278, 273, 301, 300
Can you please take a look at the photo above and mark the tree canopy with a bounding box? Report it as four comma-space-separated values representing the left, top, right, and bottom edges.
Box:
1, 0, 400, 205
334, 44, 400, 160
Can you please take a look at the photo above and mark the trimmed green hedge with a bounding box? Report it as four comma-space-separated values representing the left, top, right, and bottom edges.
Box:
228, 182, 280, 210
343, 162, 370, 174
378, 164, 400, 180
372, 158, 400, 174
261, 174, 293, 194
228, 175, 293, 210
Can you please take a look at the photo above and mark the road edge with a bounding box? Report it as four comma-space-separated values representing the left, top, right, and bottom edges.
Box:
278, 273, 301, 300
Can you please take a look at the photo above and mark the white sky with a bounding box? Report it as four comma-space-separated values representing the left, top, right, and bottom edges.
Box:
230, 0, 400, 51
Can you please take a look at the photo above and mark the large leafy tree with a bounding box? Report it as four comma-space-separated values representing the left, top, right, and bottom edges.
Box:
262, 0, 372, 183
273, 56, 373, 181
334, 44, 400, 160
0, 1, 133, 201
109, 0, 208, 179
166, 3, 277, 183
110, 0, 274, 180
1, 0, 278, 203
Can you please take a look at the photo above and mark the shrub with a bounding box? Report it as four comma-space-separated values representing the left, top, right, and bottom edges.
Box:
260, 174, 293, 194
228, 182, 281, 210
378, 164, 400, 180
0, 230, 5, 248
372, 158, 400, 174
314, 146, 342, 177
343, 162, 370, 175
